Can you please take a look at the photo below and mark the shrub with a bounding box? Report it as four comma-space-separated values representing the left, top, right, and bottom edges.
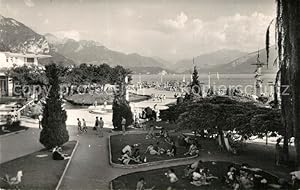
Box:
112, 96, 133, 130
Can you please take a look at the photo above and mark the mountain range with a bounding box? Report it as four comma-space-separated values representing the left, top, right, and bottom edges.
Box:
0, 14, 278, 75
45, 34, 170, 73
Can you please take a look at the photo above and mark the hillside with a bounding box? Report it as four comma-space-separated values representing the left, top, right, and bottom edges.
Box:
174, 49, 247, 73
45, 35, 169, 74
212, 46, 278, 74
0, 15, 74, 66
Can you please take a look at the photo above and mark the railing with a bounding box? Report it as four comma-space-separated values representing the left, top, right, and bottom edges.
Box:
0, 99, 34, 123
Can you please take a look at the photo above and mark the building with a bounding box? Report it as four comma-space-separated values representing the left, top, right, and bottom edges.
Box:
0, 52, 51, 96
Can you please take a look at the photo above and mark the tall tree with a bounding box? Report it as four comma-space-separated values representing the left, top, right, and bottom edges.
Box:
40, 63, 69, 149
275, 0, 300, 168
189, 66, 202, 98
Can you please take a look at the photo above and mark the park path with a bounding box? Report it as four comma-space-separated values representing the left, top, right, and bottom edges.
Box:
59, 127, 199, 190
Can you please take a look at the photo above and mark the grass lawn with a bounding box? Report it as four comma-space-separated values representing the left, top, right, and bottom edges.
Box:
111, 161, 282, 190
0, 141, 76, 190
0, 124, 28, 136
110, 133, 194, 164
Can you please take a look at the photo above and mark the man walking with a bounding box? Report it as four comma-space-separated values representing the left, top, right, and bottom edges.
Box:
98, 117, 104, 137
82, 118, 87, 133
77, 118, 82, 134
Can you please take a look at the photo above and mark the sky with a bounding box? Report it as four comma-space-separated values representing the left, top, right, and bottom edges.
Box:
0, 0, 276, 62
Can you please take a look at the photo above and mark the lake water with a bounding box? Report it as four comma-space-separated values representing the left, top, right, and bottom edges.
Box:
132, 73, 277, 95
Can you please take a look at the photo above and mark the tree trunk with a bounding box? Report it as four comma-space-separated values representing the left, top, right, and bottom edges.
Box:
287, 0, 300, 169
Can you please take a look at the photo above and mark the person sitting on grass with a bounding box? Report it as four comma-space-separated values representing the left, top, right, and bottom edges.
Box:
154, 141, 165, 154
238, 169, 254, 190
183, 160, 204, 179
184, 143, 199, 156
224, 165, 240, 190
163, 130, 173, 144
159, 127, 165, 137
146, 125, 155, 139
165, 168, 178, 190
167, 141, 176, 157
122, 145, 134, 156
132, 149, 142, 164
52, 146, 71, 160
190, 168, 214, 186
136, 177, 155, 190
146, 144, 160, 155
118, 151, 132, 165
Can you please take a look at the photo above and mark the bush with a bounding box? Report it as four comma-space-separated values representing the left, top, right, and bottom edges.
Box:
40, 64, 69, 149
112, 96, 133, 130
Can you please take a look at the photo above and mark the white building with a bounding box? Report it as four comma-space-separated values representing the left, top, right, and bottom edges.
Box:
0, 52, 51, 96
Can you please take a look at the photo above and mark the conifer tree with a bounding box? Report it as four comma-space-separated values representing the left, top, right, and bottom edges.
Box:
190, 66, 202, 97
40, 64, 69, 149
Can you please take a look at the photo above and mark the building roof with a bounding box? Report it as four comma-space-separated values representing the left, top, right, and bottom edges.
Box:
2, 52, 51, 58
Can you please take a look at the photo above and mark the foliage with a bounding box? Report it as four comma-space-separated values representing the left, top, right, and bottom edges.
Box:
163, 96, 282, 138
40, 64, 69, 149
112, 96, 133, 130
189, 66, 202, 97
7, 65, 47, 85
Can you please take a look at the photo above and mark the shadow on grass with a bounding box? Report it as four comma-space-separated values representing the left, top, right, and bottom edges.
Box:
0, 141, 76, 189
0, 125, 28, 136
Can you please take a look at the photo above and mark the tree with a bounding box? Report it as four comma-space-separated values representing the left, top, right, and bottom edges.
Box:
190, 66, 202, 97
112, 96, 133, 130
111, 65, 133, 130
40, 63, 69, 149
269, 0, 300, 167
7, 65, 47, 86
164, 96, 282, 151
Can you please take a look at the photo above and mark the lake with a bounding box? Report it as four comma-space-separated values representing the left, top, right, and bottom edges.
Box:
132, 73, 277, 95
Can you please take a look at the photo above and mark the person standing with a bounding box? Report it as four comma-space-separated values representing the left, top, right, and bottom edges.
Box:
82, 118, 87, 133
103, 101, 107, 109
77, 118, 82, 134
121, 117, 126, 135
98, 117, 104, 137
94, 117, 99, 132
38, 114, 43, 129
275, 138, 282, 166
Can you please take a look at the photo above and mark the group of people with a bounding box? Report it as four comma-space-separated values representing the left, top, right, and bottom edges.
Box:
224, 163, 270, 189
76, 117, 104, 137
76, 118, 88, 134
118, 144, 143, 165
183, 160, 218, 187
151, 94, 166, 102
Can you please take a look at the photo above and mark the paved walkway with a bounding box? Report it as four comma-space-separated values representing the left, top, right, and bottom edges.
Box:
60, 127, 198, 190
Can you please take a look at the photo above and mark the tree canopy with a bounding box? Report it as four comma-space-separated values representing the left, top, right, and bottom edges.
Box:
163, 96, 282, 138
